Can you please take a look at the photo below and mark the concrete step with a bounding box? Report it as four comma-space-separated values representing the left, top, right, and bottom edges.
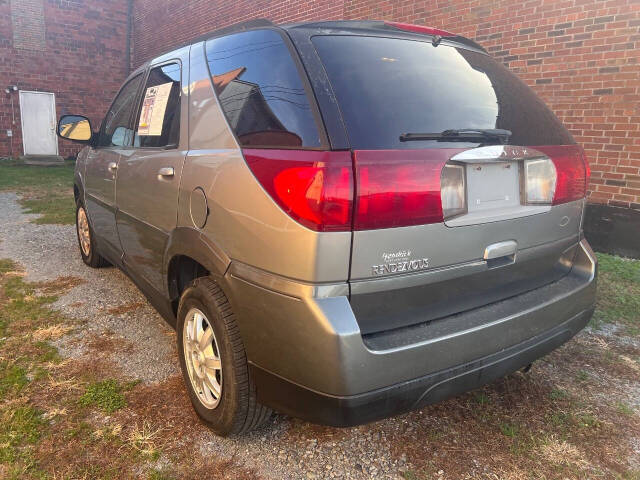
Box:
20, 155, 65, 166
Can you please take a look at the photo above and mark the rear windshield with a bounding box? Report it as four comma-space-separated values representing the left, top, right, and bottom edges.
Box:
312, 35, 574, 149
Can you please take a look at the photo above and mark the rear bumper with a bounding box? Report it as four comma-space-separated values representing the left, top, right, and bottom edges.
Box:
250, 307, 593, 426
224, 238, 596, 426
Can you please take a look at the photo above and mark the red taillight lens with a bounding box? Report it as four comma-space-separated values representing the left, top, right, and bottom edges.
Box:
353, 149, 463, 230
243, 149, 353, 232
385, 21, 455, 37
536, 145, 588, 205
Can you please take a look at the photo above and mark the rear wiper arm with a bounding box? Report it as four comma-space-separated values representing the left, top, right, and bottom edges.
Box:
399, 128, 512, 143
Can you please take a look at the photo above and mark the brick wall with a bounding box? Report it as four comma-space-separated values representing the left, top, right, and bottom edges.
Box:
3, 0, 638, 209
343, 0, 640, 210
131, 0, 343, 65
0, 0, 130, 159
132, 0, 640, 210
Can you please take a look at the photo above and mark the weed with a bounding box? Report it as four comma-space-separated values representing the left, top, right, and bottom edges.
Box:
0, 406, 45, 463
78, 379, 127, 413
0, 363, 29, 398
127, 421, 164, 459
616, 402, 634, 416
473, 392, 490, 405
576, 413, 599, 428
149, 469, 176, 480
500, 422, 519, 438
549, 388, 569, 401
576, 369, 589, 382
0, 259, 18, 274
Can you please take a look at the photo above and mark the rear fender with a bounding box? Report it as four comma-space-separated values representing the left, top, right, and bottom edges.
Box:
163, 226, 231, 298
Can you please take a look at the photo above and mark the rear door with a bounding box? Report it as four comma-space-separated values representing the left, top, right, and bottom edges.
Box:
116, 58, 187, 292
311, 34, 588, 335
85, 74, 144, 259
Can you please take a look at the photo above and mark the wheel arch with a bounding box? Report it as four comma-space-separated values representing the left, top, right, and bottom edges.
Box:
164, 227, 231, 314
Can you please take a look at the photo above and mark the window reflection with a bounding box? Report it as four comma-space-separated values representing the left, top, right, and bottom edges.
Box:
313, 35, 573, 149
206, 30, 320, 148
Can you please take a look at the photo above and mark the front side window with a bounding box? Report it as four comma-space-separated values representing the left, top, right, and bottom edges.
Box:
205, 29, 321, 148
97, 74, 143, 147
134, 63, 182, 148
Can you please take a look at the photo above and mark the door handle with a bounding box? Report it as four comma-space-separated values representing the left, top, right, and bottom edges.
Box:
108, 162, 118, 172
158, 167, 174, 177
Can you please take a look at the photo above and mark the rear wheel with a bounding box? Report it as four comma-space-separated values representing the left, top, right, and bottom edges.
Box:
76, 201, 108, 268
177, 277, 271, 436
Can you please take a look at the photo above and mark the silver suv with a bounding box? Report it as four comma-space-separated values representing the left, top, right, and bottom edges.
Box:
58, 19, 597, 436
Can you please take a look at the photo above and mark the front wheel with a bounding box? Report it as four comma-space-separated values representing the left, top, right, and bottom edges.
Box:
177, 277, 271, 436
76, 201, 109, 268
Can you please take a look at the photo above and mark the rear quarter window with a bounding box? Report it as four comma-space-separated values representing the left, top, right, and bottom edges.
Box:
311, 35, 574, 149
206, 29, 322, 148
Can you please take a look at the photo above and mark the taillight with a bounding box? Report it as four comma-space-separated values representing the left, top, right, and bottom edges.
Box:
523, 158, 556, 204
352, 149, 462, 230
242, 149, 353, 232
440, 164, 467, 219
385, 21, 455, 37
536, 145, 588, 205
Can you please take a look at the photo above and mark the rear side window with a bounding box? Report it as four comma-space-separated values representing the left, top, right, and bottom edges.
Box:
97, 74, 143, 147
312, 35, 574, 149
206, 29, 321, 148
134, 63, 181, 148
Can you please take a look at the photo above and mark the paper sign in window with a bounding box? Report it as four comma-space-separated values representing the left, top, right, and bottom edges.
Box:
138, 82, 172, 136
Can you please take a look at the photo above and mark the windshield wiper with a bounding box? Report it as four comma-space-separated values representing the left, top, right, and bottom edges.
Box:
399, 128, 512, 143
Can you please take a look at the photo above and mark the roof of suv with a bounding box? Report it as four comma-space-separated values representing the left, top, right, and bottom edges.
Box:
280, 19, 486, 52
166, 18, 487, 59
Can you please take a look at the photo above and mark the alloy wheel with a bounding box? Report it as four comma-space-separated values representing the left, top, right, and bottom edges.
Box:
183, 307, 223, 409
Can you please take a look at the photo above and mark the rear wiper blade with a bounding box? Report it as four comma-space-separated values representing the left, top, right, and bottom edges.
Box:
399, 128, 512, 143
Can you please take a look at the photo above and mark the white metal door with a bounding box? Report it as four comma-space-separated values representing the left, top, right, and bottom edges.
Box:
19, 91, 58, 156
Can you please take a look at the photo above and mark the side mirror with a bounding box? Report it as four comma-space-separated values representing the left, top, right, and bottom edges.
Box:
57, 115, 93, 143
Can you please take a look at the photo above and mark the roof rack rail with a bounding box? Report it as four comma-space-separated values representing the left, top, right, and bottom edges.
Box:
188, 18, 275, 45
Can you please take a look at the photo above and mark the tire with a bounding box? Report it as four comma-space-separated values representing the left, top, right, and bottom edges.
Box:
177, 277, 271, 436
75, 200, 109, 268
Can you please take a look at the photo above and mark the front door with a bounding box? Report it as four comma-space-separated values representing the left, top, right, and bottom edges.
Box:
84, 74, 144, 260
116, 60, 187, 292
19, 91, 58, 156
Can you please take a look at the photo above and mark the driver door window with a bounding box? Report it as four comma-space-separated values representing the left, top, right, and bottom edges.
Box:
97, 74, 143, 147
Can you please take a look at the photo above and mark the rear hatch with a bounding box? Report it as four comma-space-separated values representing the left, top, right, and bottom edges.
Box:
311, 30, 589, 335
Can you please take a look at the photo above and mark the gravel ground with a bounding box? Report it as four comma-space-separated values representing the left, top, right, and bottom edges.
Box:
0, 192, 408, 479
1, 191, 639, 479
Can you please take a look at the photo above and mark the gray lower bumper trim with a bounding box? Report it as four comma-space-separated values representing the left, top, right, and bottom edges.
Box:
252, 307, 594, 427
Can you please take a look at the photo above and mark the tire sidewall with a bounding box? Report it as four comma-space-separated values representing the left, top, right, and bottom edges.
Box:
177, 282, 242, 436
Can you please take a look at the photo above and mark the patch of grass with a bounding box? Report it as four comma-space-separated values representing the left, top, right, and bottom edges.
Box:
592, 253, 640, 333
576, 412, 600, 428
616, 402, 634, 416
0, 159, 75, 225
548, 411, 571, 428
500, 422, 519, 438
0, 363, 29, 398
0, 406, 46, 463
549, 388, 569, 401
21, 195, 76, 225
33, 341, 61, 364
79, 379, 127, 413
473, 391, 490, 405
149, 470, 176, 480
0, 259, 18, 274
576, 369, 589, 382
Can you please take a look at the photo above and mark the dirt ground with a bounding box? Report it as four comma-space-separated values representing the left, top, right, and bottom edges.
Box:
0, 174, 639, 479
